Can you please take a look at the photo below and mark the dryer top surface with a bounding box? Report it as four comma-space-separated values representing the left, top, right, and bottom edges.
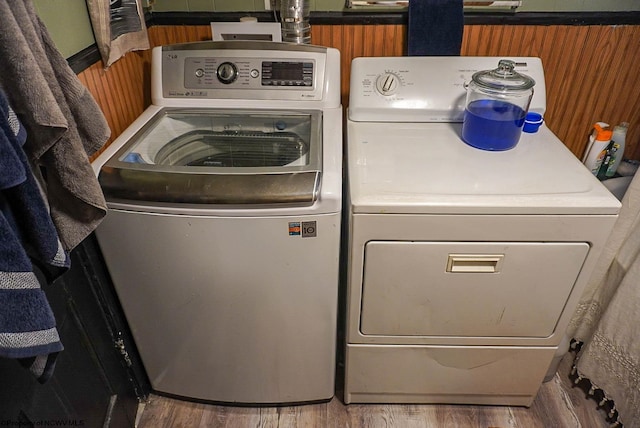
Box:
347, 121, 620, 215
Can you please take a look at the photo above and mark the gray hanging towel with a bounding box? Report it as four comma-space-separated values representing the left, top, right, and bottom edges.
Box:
407, 0, 464, 56
0, 0, 110, 251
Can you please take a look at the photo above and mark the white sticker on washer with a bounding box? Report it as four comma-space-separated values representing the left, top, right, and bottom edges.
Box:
288, 221, 317, 237
302, 221, 317, 238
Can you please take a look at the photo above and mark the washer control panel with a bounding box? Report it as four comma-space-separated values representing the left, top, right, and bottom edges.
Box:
184, 57, 314, 89
160, 42, 331, 101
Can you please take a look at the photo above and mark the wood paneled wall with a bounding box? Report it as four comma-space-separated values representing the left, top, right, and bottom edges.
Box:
79, 51, 150, 159
80, 23, 640, 160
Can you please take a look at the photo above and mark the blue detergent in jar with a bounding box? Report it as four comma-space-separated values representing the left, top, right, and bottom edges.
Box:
462, 99, 526, 151
462, 59, 535, 151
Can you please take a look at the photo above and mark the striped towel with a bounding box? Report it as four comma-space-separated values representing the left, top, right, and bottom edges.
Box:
0, 89, 69, 383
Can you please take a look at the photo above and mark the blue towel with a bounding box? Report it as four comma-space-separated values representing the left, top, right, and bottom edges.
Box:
0, 89, 69, 383
408, 0, 464, 56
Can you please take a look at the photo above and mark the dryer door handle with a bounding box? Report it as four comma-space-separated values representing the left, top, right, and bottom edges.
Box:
446, 254, 504, 273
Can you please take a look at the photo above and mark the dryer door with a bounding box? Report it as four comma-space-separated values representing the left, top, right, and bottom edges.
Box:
360, 241, 589, 338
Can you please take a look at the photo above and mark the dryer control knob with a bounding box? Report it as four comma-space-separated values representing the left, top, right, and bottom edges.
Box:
375, 73, 400, 96
217, 62, 238, 84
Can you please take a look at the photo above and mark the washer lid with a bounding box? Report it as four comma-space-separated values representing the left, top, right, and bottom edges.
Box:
347, 121, 620, 215
99, 108, 322, 206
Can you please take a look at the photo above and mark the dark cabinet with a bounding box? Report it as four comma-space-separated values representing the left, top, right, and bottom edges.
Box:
0, 234, 149, 426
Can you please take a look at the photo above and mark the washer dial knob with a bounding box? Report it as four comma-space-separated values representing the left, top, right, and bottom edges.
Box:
217, 62, 238, 84
376, 73, 400, 96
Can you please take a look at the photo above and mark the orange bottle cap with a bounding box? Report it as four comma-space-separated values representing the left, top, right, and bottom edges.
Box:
596, 129, 613, 141
593, 124, 613, 141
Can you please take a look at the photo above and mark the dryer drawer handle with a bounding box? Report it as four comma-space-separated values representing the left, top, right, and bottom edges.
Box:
446, 254, 504, 273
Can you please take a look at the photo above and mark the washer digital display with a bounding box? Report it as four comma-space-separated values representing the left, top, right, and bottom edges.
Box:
262, 61, 313, 87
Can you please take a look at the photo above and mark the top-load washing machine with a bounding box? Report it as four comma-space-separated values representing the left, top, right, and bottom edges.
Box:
91, 41, 342, 404
343, 56, 620, 406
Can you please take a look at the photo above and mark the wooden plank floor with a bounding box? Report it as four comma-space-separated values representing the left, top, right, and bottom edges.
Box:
137, 354, 610, 427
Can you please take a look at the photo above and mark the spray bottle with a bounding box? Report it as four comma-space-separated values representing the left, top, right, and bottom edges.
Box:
583, 123, 613, 176
604, 122, 629, 178
582, 122, 608, 162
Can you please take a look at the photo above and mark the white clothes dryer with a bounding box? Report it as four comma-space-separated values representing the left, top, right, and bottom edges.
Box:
92, 41, 342, 404
344, 56, 620, 406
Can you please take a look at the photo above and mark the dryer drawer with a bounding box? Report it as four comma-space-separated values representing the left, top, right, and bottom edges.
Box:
360, 241, 589, 337
344, 343, 555, 406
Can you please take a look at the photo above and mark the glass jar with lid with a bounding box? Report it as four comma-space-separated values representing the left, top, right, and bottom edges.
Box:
462, 59, 536, 151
